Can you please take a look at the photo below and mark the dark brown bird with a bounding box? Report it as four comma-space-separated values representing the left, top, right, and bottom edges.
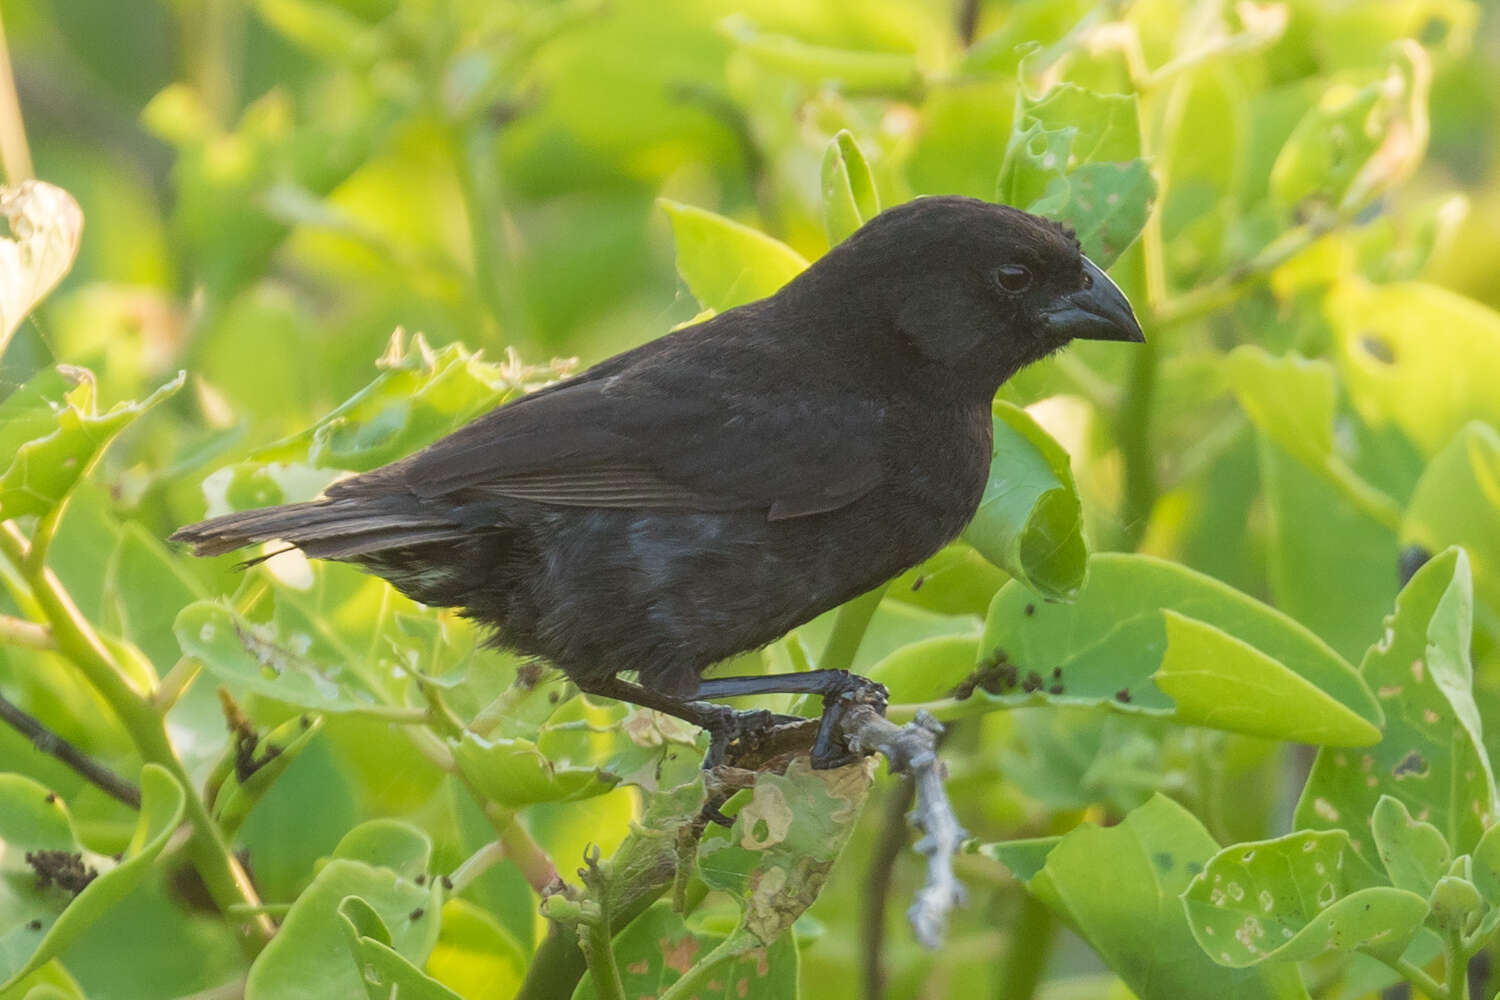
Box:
172, 196, 1144, 765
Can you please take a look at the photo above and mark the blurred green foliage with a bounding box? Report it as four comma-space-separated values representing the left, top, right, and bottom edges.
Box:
3, 0, 1500, 998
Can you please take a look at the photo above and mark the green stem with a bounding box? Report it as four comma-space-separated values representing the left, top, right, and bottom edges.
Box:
657, 935, 751, 1000
1449, 932, 1471, 1000
0, 523, 274, 951
820, 583, 887, 674
446, 840, 507, 896
0, 612, 52, 649
1389, 954, 1448, 998
994, 890, 1055, 1000
579, 915, 626, 1000
151, 657, 200, 711
485, 803, 562, 894
1116, 341, 1158, 550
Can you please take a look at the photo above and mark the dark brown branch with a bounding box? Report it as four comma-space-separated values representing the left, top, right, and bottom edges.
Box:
0, 689, 141, 808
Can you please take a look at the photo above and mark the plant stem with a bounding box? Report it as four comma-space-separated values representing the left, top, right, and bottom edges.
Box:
446, 840, 507, 896
0, 689, 142, 807
1388, 955, 1448, 998
820, 583, 887, 674
152, 657, 200, 711
484, 803, 562, 894
1450, 933, 1471, 1000
579, 913, 626, 1000
994, 889, 1055, 1000
1116, 341, 1158, 550
0, 612, 52, 649
0, 8, 32, 184
861, 775, 915, 1000
0, 523, 274, 950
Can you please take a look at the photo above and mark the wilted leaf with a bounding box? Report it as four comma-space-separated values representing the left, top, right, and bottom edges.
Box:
0, 180, 84, 353
1183, 830, 1427, 966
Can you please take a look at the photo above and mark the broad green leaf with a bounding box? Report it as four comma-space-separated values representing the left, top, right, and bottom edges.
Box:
1403, 422, 1500, 613
572, 901, 797, 1000
1154, 610, 1381, 745
953, 554, 1381, 745
1296, 549, 1497, 860
250, 329, 574, 472
977, 836, 1060, 883
425, 900, 527, 1000
1183, 829, 1428, 966
961, 400, 1087, 601
0, 370, 183, 520
332, 818, 433, 878
1327, 280, 1500, 456
1370, 795, 1451, 898
1053, 159, 1157, 268
174, 601, 393, 713
718, 14, 921, 95
821, 130, 880, 244
338, 896, 463, 1000
658, 199, 808, 312
254, 0, 383, 64
0, 766, 185, 991
1470, 823, 1500, 909
698, 758, 872, 945
990, 795, 1308, 1000
1426, 863, 1485, 936
451, 733, 619, 807
245, 822, 439, 1000
865, 634, 981, 705
0, 180, 84, 354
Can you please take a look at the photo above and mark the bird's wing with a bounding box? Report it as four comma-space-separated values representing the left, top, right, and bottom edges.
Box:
328, 366, 886, 520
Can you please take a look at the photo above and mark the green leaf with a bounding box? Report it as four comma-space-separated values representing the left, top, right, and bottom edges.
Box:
1470, 823, 1500, 909
572, 901, 797, 1000
1403, 422, 1500, 613
1427, 865, 1484, 937
451, 733, 620, 807
1370, 795, 1451, 898
0, 369, 184, 520
1182, 829, 1428, 966
957, 554, 1381, 745
424, 899, 528, 1000
961, 399, 1087, 601
0, 180, 84, 353
977, 836, 1060, 883
820, 130, 880, 244
1, 766, 186, 991
1154, 610, 1383, 745
864, 634, 981, 705
1296, 549, 1498, 860
989, 795, 1308, 1000
338, 896, 463, 1000
245, 822, 439, 1000
173, 601, 395, 714
1052, 159, 1157, 268
718, 14, 921, 95
1327, 280, 1500, 457
658, 199, 808, 312
698, 758, 872, 945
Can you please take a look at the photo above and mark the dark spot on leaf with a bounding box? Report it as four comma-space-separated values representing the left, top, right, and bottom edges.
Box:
415, 874, 426, 885
1115, 688, 1132, 703
25, 850, 97, 895
1024, 604, 1035, 617
1022, 671, 1043, 694
28, 918, 43, 930
1154, 852, 1174, 872
911, 575, 925, 591
548, 691, 560, 703
1392, 750, 1429, 779
950, 660, 1018, 700
44, 792, 56, 804
1186, 861, 1203, 876
1048, 683, 1064, 695
1420, 15, 1449, 45
409, 907, 424, 920
1359, 333, 1395, 364
1051, 667, 1062, 680
440, 875, 454, 890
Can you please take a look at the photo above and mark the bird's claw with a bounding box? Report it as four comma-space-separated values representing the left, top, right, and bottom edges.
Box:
810, 673, 889, 770
700, 705, 778, 770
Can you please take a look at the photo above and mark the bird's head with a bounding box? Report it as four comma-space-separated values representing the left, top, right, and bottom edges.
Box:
799, 195, 1144, 392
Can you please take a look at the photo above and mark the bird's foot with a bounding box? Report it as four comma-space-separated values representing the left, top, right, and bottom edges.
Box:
700, 704, 778, 771
810, 673, 890, 770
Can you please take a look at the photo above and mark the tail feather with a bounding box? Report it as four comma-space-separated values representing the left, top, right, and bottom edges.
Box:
169, 497, 471, 560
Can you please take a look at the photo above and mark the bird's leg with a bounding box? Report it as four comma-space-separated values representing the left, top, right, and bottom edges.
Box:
570, 674, 782, 770
693, 669, 889, 770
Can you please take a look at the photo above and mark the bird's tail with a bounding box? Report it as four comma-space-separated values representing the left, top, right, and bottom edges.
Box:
169, 496, 475, 563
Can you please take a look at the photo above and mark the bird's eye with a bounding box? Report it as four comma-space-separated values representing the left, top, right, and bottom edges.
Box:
991, 263, 1032, 294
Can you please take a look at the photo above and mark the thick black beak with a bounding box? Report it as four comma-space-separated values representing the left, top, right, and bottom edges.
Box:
1041, 256, 1146, 343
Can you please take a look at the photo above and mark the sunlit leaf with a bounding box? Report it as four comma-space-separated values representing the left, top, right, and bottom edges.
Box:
659, 199, 808, 312
820, 129, 880, 244
0, 180, 84, 354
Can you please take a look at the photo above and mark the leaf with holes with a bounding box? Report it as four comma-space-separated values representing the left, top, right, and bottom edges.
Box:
1327, 280, 1500, 457
659, 199, 808, 312
1183, 829, 1428, 967
984, 795, 1308, 999
1296, 548, 1497, 862
698, 758, 872, 945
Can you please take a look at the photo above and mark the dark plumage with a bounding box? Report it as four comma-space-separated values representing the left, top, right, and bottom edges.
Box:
173, 196, 1143, 756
